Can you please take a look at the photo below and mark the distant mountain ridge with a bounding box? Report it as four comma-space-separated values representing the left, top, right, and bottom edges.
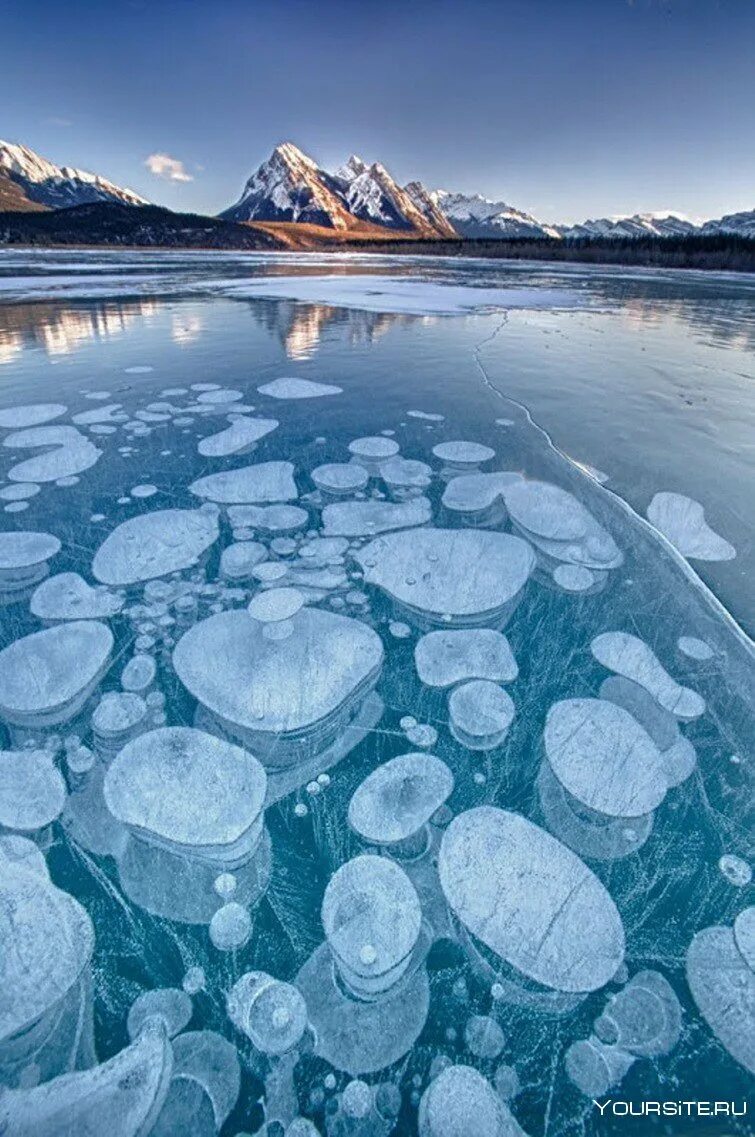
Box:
0, 140, 147, 211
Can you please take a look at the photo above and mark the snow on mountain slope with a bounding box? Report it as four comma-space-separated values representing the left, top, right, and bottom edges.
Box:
557, 212, 698, 239
337, 155, 456, 237
0, 140, 148, 210
431, 189, 561, 238
701, 210, 755, 239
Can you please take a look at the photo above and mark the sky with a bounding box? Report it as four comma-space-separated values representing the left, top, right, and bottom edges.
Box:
1, 0, 753, 224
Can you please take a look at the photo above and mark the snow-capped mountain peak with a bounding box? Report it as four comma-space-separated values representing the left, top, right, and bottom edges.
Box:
0, 139, 148, 210
432, 188, 560, 238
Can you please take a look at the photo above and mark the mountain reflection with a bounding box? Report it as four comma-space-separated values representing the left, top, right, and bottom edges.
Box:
0, 298, 160, 360
247, 297, 431, 359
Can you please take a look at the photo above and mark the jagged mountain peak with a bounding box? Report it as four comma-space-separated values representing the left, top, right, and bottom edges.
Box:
0, 139, 148, 211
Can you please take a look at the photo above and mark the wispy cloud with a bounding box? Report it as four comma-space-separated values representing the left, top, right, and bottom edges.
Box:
45, 116, 72, 127
144, 152, 193, 182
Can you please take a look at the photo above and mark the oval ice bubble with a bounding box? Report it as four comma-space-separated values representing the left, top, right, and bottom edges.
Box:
415, 628, 518, 688
31, 572, 124, 621
647, 491, 735, 561
544, 698, 669, 817
189, 460, 297, 504
0, 403, 67, 429
439, 808, 625, 993
127, 987, 193, 1041
449, 680, 515, 750
432, 440, 495, 469
348, 752, 454, 847
591, 631, 705, 720
312, 462, 369, 495
0, 621, 113, 727
92, 508, 219, 586
322, 497, 432, 536
418, 1064, 526, 1137
0, 749, 66, 833
686, 924, 755, 1075
258, 377, 343, 399
198, 416, 278, 458
227, 971, 307, 1054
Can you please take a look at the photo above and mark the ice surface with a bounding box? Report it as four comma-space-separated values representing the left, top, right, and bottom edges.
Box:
544, 698, 669, 817
198, 416, 278, 457
418, 1065, 526, 1137
686, 925, 755, 1075
0, 1019, 172, 1137
104, 727, 267, 850
0, 621, 113, 726
591, 631, 705, 720
189, 461, 297, 503
0, 403, 67, 429
0, 854, 94, 1044
0, 749, 66, 832
355, 527, 534, 627
322, 497, 431, 536
311, 462, 369, 494
415, 629, 518, 688
257, 377, 343, 399
348, 752, 454, 844
92, 508, 219, 585
647, 492, 735, 561
31, 572, 124, 620
439, 808, 625, 992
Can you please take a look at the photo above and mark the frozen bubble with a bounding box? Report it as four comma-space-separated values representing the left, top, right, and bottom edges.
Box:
5, 425, 102, 483
190, 460, 298, 504
439, 808, 625, 993
31, 572, 124, 621
0, 481, 40, 501
432, 441, 495, 467
0, 749, 66, 832
198, 416, 278, 457
686, 925, 755, 1075
130, 484, 158, 499
553, 564, 595, 592
356, 528, 534, 628
173, 606, 382, 757
342, 1079, 373, 1118
408, 410, 445, 422
348, 436, 400, 461
647, 491, 735, 561
252, 561, 289, 583
104, 727, 266, 851
227, 971, 307, 1054
734, 907, 755, 972
0, 529, 60, 581
503, 479, 621, 569
312, 463, 369, 494
379, 456, 433, 489
0, 851, 94, 1044
442, 472, 520, 517
0, 1018, 172, 1135
322, 497, 431, 536
127, 987, 193, 1040
400, 715, 418, 730
220, 541, 266, 581
258, 377, 342, 399
183, 966, 206, 995
449, 681, 514, 750
418, 1065, 525, 1137
93, 508, 219, 586
213, 872, 237, 898
4, 501, 28, 513
415, 629, 518, 689
92, 691, 148, 739
349, 752, 454, 845
594, 969, 681, 1057
718, 854, 752, 886
191, 383, 221, 391
209, 902, 252, 951
121, 653, 157, 693
196, 388, 243, 404
406, 723, 438, 748
228, 503, 308, 533
0, 621, 113, 727
591, 631, 705, 720
564, 1036, 635, 1097
0, 403, 66, 429
389, 621, 412, 639
171, 1029, 241, 1129
72, 403, 123, 425
465, 1015, 505, 1060
544, 698, 669, 817
598, 675, 679, 751
322, 855, 422, 991
248, 586, 305, 624
678, 635, 714, 661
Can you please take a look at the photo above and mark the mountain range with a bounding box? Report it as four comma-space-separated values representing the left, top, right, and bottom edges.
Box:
1, 138, 753, 242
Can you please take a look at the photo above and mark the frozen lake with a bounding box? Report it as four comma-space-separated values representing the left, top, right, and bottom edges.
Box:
0, 250, 753, 1136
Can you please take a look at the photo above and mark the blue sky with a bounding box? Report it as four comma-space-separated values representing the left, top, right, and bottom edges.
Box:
1, 0, 753, 224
